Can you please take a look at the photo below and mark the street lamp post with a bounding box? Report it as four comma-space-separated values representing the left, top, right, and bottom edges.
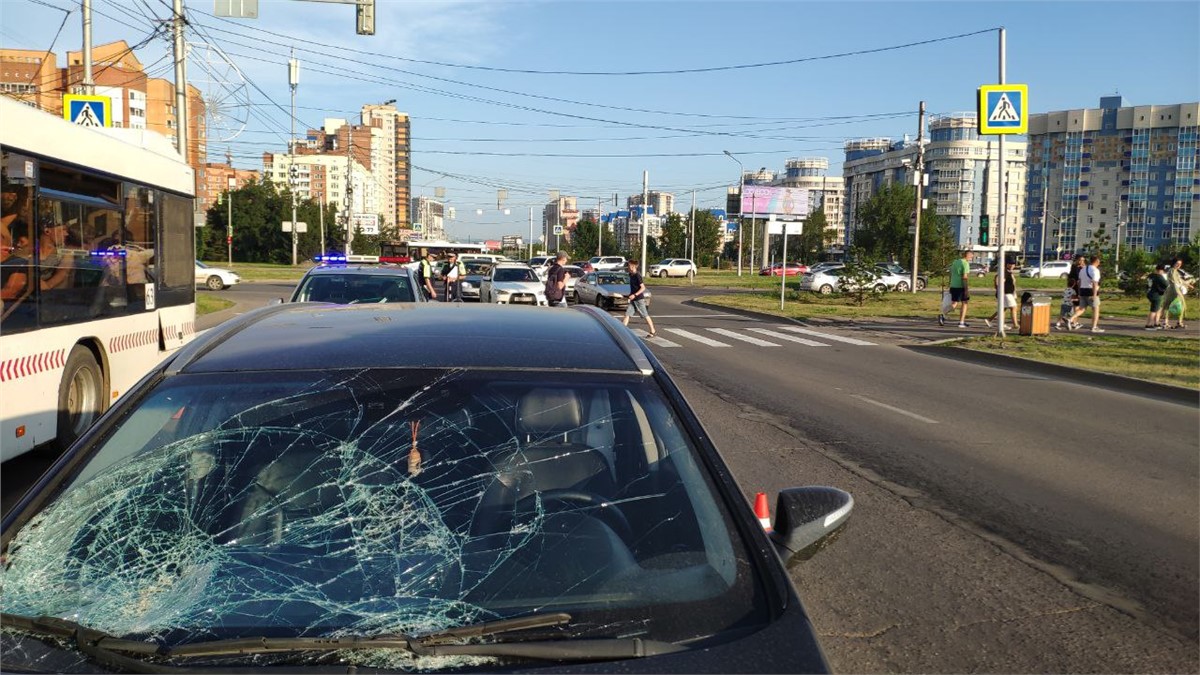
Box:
723, 150, 744, 276
226, 176, 235, 267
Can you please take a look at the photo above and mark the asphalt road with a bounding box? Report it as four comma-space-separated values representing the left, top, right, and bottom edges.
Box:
631, 286, 1198, 671
4, 281, 1197, 672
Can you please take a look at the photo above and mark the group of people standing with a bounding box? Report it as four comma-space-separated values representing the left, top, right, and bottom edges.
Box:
1145, 258, 1192, 330
1055, 254, 1106, 332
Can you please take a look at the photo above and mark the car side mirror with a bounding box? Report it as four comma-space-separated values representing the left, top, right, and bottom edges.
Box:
268, 298, 284, 306
769, 486, 853, 567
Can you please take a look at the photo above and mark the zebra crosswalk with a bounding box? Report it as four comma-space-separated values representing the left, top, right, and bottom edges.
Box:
631, 325, 877, 349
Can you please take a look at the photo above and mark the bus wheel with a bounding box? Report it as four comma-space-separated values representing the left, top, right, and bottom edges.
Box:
57, 346, 105, 448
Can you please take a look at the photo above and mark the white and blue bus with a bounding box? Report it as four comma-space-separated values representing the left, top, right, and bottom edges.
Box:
1, 96, 196, 459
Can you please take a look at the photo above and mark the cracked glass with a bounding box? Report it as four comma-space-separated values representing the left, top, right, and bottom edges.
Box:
1, 369, 767, 671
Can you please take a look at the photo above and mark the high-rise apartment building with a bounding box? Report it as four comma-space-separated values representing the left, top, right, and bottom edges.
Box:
197, 163, 260, 214
776, 158, 846, 245
411, 196, 446, 240
543, 196, 579, 250
627, 191, 675, 216
0, 41, 206, 198
262, 152, 378, 234
362, 103, 411, 230
1024, 96, 1199, 259
843, 113, 1027, 253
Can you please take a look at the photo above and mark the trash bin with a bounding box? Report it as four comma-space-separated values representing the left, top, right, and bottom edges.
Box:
1020, 295, 1051, 336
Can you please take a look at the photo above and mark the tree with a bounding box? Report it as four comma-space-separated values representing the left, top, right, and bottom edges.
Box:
568, 219, 618, 261
855, 182, 913, 262
920, 214, 958, 285
691, 209, 724, 267
840, 247, 885, 307
1118, 247, 1152, 295
657, 213, 687, 259
203, 178, 346, 264
1084, 226, 1116, 282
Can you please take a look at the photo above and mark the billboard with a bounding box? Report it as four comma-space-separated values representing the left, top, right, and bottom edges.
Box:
741, 186, 809, 218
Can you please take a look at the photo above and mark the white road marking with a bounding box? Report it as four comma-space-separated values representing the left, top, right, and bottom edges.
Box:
652, 313, 760, 321
780, 326, 877, 346
747, 327, 829, 346
848, 394, 939, 424
707, 328, 780, 346
630, 329, 681, 347
663, 328, 732, 347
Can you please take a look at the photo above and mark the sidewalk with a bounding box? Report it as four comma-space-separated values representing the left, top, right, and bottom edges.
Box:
797, 313, 1198, 345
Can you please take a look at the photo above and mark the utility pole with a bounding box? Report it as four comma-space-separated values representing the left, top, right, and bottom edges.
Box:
723, 151, 745, 276
288, 53, 299, 266
1114, 198, 1123, 268
319, 187, 326, 256
910, 100, 925, 294
528, 206, 534, 259
81, 0, 94, 94
641, 171, 649, 267
597, 197, 603, 257
996, 27, 1008, 337
345, 123, 354, 255
226, 176, 234, 267
171, 0, 188, 161
749, 191, 758, 273
690, 188, 697, 268
1039, 171, 1049, 267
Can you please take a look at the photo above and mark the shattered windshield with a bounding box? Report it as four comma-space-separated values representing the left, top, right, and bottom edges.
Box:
1, 369, 765, 670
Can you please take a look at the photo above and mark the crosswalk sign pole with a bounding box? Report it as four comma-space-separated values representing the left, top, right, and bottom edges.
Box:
997, 27, 1007, 338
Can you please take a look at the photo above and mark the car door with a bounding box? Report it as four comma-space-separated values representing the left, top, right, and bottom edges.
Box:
576, 273, 596, 303
480, 268, 494, 302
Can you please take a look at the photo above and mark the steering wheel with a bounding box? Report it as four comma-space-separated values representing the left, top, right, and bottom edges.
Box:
518, 489, 633, 543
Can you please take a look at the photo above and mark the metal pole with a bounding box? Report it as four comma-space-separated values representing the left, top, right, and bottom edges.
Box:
641, 171, 649, 267
911, 101, 925, 293
81, 0, 94, 93
289, 53, 298, 266
172, 0, 187, 160
750, 193, 758, 273
597, 198, 603, 257
1115, 199, 1122, 267
528, 206, 533, 259
780, 222, 788, 310
227, 179, 233, 267
996, 27, 1007, 337
319, 189, 326, 255
690, 188, 697, 281
1040, 171, 1048, 267
345, 124, 353, 256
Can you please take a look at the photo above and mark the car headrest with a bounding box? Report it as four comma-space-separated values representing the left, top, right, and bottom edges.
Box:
515, 388, 582, 435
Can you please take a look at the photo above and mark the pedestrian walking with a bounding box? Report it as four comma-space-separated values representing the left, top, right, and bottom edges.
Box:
544, 251, 569, 307
1160, 257, 1192, 330
1070, 255, 1104, 332
1145, 264, 1169, 329
417, 251, 437, 301
622, 259, 656, 337
1055, 287, 1077, 330
940, 249, 972, 328
985, 259, 1020, 330
442, 252, 465, 302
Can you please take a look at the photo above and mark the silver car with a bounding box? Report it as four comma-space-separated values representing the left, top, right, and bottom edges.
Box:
575, 270, 651, 310
648, 258, 696, 279
457, 260, 493, 301
480, 263, 548, 305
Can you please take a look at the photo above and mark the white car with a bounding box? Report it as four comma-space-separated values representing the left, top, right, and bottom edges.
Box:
527, 256, 554, 280
1020, 260, 1072, 278
588, 255, 627, 272
798, 267, 888, 295
648, 258, 697, 279
480, 263, 548, 305
195, 261, 241, 291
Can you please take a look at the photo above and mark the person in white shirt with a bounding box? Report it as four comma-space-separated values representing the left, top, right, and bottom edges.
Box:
1069, 255, 1103, 333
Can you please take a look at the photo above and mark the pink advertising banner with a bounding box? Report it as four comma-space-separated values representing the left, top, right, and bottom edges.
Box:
741, 186, 809, 218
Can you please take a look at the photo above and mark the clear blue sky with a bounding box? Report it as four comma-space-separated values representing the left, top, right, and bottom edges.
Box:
5, 0, 1199, 240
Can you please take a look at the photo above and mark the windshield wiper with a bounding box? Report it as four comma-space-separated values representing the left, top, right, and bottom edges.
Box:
2, 613, 174, 673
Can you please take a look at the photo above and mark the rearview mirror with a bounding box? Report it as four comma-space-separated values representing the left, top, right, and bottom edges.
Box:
770, 486, 853, 567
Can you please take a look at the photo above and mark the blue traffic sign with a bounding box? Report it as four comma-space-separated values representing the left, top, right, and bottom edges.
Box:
62, 94, 111, 128
977, 84, 1028, 135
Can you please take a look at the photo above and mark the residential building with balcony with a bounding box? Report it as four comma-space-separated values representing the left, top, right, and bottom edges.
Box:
1024, 96, 1199, 259
198, 163, 260, 214
777, 158, 846, 245
411, 196, 445, 240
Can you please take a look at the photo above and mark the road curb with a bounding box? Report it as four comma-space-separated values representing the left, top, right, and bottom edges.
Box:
908, 343, 1199, 408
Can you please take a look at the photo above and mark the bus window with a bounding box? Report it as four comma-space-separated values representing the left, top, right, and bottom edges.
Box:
1, 152, 36, 333
155, 191, 194, 308
123, 185, 158, 311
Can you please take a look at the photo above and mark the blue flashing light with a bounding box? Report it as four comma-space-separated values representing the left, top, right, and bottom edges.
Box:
90, 248, 127, 258
314, 254, 348, 264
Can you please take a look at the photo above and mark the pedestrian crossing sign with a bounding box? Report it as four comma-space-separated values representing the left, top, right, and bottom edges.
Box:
62, 94, 111, 128
977, 84, 1028, 135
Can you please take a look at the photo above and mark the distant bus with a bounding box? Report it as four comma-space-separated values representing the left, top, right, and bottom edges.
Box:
379, 240, 490, 264
1, 97, 196, 460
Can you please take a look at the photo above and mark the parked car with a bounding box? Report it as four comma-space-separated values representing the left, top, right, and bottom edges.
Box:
1020, 260, 1073, 278
570, 260, 595, 273
574, 270, 650, 310
458, 254, 512, 265
758, 262, 808, 277
457, 260, 493, 301
526, 256, 554, 280
874, 262, 927, 291
968, 262, 989, 277
588, 255, 627, 272
194, 261, 240, 291
480, 262, 548, 305
288, 264, 425, 304
563, 264, 585, 301
798, 267, 888, 295
649, 258, 697, 278
806, 261, 844, 275
0, 303, 851, 672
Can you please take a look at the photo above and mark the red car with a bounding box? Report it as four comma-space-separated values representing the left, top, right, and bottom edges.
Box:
759, 262, 808, 276
570, 260, 595, 273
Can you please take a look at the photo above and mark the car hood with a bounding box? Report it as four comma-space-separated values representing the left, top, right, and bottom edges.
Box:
490, 281, 544, 293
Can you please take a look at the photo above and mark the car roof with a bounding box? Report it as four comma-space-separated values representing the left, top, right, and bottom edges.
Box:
169, 304, 651, 375
302, 265, 415, 277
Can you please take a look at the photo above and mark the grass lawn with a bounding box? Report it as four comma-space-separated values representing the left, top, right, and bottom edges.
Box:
958, 334, 1200, 389
196, 294, 235, 316
699, 285, 1200, 322
201, 261, 311, 282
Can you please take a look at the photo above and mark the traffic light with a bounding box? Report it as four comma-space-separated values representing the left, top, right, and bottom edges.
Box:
979, 215, 990, 246
356, 0, 375, 35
